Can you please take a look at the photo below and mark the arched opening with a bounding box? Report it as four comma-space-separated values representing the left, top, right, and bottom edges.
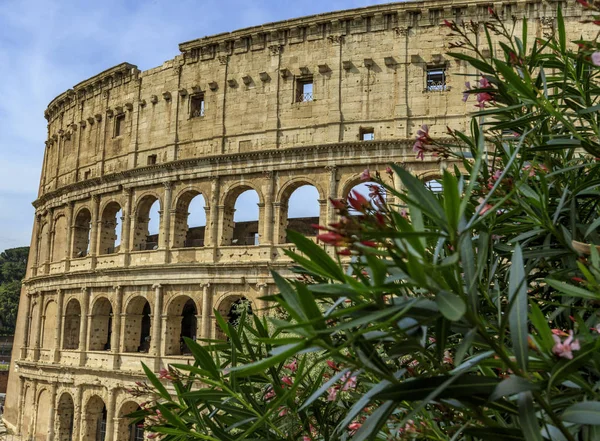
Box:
215, 295, 253, 340
279, 184, 320, 244
116, 401, 144, 441
41, 300, 57, 349
35, 389, 51, 441
63, 299, 81, 350
123, 297, 152, 353
425, 178, 443, 194
28, 301, 40, 349
98, 202, 122, 255
344, 181, 386, 216
84, 395, 107, 441
173, 191, 207, 248
52, 216, 68, 261
72, 209, 92, 258
222, 187, 260, 246
22, 386, 34, 437
164, 296, 198, 356
133, 195, 160, 251
56, 392, 75, 441
89, 298, 113, 351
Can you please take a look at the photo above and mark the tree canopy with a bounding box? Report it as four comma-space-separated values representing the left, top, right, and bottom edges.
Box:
0, 247, 28, 335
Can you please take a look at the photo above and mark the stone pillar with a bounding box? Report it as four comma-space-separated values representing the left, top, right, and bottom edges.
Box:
121, 188, 133, 260
17, 376, 25, 431
79, 287, 90, 366
73, 384, 84, 441
161, 182, 173, 252
45, 209, 54, 265
200, 283, 213, 341
208, 177, 220, 247
256, 283, 269, 312
65, 202, 74, 270
20, 292, 32, 359
318, 199, 328, 227
90, 195, 100, 266
151, 284, 163, 370
105, 388, 117, 441
263, 171, 274, 244
326, 166, 338, 224
48, 382, 58, 441
112, 285, 123, 369
272, 202, 285, 244
33, 292, 45, 361
54, 288, 64, 362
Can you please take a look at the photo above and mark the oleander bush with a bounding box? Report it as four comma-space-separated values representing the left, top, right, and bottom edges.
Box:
134, 4, 600, 440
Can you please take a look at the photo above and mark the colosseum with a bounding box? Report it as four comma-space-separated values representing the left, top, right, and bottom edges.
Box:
3, 0, 591, 440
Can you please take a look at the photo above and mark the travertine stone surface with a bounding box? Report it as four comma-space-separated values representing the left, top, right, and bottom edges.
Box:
5, 1, 592, 439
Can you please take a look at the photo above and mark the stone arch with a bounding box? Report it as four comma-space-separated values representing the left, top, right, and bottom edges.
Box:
122, 296, 152, 353
83, 395, 107, 441
72, 207, 92, 258
41, 299, 57, 349
418, 171, 443, 194
116, 400, 144, 441
276, 178, 324, 244
164, 295, 199, 356
28, 300, 41, 349
89, 297, 113, 351
132, 193, 162, 251
56, 391, 75, 441
214, 294, 254, 340
340, 175, 387, 214
172, 189, 207, 248
98, 201, 122, 255
52, 214, 68, 261
220, 183, 263, 246
35, 387, 52, 441
63, 298, 81, 350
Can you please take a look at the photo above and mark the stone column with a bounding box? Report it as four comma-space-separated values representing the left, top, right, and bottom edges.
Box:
318, 199, 328, 227
160, 182, 173, 250
33, 292, 45, 361
326, 166, 338, 224
151, 284, 163, 370
272, 202, 284, 244
73, 384, 84, 441
208, 177, 220, 247
105, 388, 117, 441
256, 283, 269, 312
20, 292, 32, 359
54, 288, 64, 362
200, 283, 213, 341
90, 195, 100, 267
45, 209, 54, 265
65, 202, 74, 270
17, 376, 25, 431
263, 171, 274, 244
121, 188, 133, 261
48, 382, 58, 441
112, 285, 123, 369
79, 287, 90, 366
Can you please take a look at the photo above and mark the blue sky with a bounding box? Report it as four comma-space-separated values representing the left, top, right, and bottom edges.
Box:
0, 0, 390, 252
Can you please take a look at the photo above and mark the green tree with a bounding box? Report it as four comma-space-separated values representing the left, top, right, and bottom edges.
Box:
0, 247, 29, 335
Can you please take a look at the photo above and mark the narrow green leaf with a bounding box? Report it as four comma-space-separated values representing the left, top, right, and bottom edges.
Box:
182, 337, 220, 380
141, 362, 171, 401
509, 245, 529, 372
351, 401, 395, 441
230, 341, 307, 376
436, 290, 466, 321
299, 368, 350, 411
287, 229, 345, 281
449, 350, 495, 375
490, 376, 540, 401
545, 279, 600, 301
562, 401, 600, 425
518, 391, 543, 441
375, 375, 500, 401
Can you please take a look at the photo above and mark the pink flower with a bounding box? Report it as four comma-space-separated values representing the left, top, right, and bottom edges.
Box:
284, 359, 298, 372
341, 372, 358, 391
348, 422, 362, 432
281, 376, 294, 387
413, 124, 432, 160
278, 407, 288, 417
147, 433, 159, 439
552, 330, 581, 359
523, 164, 536, 177
348, 190, 371, 212
303, 437, 311, 441
476, 92, 493, 108
360, 169, 371, 181
385, 166, 393, 176
480, 77, 491, 88
327, 360, 339, 371
327, 387, 338, 401
264, 386, 276, 401
592, 52, 600, 66
477, 198, 493, 215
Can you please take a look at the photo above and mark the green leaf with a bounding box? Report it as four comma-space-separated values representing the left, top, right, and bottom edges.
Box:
286, 229, 345, 281
229, 341, 307, 376
436, 290, 466, 321
491, 376, 540, 401
562, 401, 600, 425
464, 428, 525, 441
509, 244, 529, 372
182, 337, 221, 380
449, 350, 495, 375
546, 279, 600, 300
392, 164, 447, 224
299, 368, 350, 411
350, 401, 395, 441
141, 362, 171, 401
557, 5, 566, 54
375, 375, 500, 401
447, 52, 496, 74
518, 391, 543, 441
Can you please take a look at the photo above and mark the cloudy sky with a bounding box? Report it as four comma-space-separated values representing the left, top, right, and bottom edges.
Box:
0, 0, 390, 252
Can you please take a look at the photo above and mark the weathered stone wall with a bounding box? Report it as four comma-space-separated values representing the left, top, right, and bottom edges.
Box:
5, 1, 594, 440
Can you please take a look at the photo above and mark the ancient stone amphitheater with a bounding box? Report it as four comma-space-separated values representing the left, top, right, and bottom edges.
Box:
4, 1, 591, 440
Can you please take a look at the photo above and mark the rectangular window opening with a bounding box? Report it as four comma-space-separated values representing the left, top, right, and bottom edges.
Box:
360, 128, 375, 141
147, 154, 157, 165
426, 66, 447, 92
84, 170, 91, 180
190, 94, 205, 118
429, 9, 441, 25
295, 77, 313, 102
114, 113, 125, 137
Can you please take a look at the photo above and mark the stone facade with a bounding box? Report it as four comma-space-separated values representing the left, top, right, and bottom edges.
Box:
4, 0, 593, 440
